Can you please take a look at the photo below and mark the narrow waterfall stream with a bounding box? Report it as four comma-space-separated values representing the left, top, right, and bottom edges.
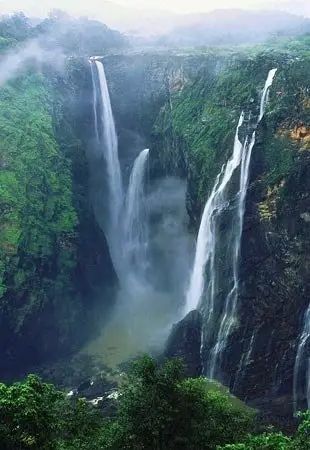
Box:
293, 304, 310, 411
89, 58, 124, 277
124, 148, 150, 284
184, 69, 277, 380
209, 68, 278, 378
184, 112, 245, 317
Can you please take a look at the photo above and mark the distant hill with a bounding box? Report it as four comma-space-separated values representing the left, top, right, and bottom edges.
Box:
156, 9, 310, 46
0, 3, 309, 47
0, 11, 127, 55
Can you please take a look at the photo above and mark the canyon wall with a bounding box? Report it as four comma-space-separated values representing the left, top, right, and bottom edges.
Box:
105, 43, 310, 416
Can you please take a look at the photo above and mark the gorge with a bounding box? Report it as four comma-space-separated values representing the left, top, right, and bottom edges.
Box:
0, 13, 309, 439
86, 55, 309, 416
98, 51, 309, 417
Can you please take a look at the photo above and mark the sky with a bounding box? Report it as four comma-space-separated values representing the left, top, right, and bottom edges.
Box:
0, 0, 309, 16
0, 0, 309, 34
115, 0, 303, 14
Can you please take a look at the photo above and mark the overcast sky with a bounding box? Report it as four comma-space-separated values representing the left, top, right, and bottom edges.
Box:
116, 0, 309, 14
0, 0, 309, 16
0, 0, 309, 35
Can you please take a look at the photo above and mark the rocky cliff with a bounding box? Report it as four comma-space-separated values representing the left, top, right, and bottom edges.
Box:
104, 40, 310, 417
0, 58, 117, 378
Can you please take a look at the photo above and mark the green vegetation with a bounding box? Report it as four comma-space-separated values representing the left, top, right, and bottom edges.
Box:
219, 412, 310, 450
0, 11, 127, 54
0, 12, 118, 373
0, 72, 77, 296
153, 40, 310, 220
0, 357, 309, 449
112, 356, 254, 449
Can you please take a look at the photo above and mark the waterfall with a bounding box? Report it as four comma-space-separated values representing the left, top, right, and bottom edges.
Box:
232, 330, 256, 392
89, 57, 123, 273
124, 149, 150, 281
184, 112, 245, 316
90, 62, 99, 142
259, 69, 278, 121
293, 304, 310, 411
89, 58, 150, 287
184, 68, 277, 380
209, 68, 277, 378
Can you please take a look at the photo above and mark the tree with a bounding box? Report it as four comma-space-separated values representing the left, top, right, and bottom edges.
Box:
113, 356, 254, 449
0, 375, 107, 450
218, 411, 310, 450
0, 375, 62, 449
218, 432, 292, 450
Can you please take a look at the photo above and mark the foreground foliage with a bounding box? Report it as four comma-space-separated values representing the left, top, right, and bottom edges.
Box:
0, 357, 309, 449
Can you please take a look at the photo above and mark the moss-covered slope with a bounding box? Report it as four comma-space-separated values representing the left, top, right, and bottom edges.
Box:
0, 62, 116, 376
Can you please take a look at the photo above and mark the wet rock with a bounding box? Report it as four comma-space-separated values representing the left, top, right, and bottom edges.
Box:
76, 374, 117, 399
165, 310, 202, 377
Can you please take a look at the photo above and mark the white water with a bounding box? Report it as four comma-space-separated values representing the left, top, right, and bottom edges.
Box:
293, 304, 310, 411
89, 59, 152, 290
90, 58, 123, 273
209, 68, 277, 378
89, 61, 99, 142
124, 149, 150, 282
184, 112, 245, 316
88, 60, 192, 361
259, 69, 278, 121
232, 330, 256, 392
184, 69, 277, 380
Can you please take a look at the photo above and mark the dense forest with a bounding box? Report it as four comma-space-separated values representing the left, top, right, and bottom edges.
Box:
0, 8, 309, 450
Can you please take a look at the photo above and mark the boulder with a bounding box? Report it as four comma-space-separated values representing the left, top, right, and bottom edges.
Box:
165, 310, 202, 377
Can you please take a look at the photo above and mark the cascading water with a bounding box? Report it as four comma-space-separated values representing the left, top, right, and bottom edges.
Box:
89, 57, 123, 274
88, 57, 193, 366
90, 62, 99, 142
233, 331, 256, 391
89, 57, 151, 290
124, 148, 150, 282
184, 68, 277, 380
293, 304, 310, 411
209, 68, 277, 378
184, 112, 245, 317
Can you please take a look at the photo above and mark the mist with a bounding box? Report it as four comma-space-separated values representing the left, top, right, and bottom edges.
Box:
86, 121, 194, 365
1, 0, 309, 38
0, 39, 65, 87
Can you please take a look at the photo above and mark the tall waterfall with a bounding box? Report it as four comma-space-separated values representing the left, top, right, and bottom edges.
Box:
90, 62, 99, 142
184, 112, 245, 316
184, 68, 277, 380
293, 304, 310, 411
124, 149, 150, 281
89, 57, 150, 287
89, 58, 123, 272
209, 68, 277, 378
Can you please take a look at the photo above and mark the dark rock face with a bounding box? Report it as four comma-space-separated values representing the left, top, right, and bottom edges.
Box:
150, 54, 310, 418
222, 146, 310, 416
165, 310, 203, 377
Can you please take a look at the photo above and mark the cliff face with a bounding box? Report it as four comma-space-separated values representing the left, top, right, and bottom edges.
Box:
104, 43, 310, 415
104, 52, 228, 181
0, 12, 129, 378
0, 59, 117, 377
226, 63, 310, 413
